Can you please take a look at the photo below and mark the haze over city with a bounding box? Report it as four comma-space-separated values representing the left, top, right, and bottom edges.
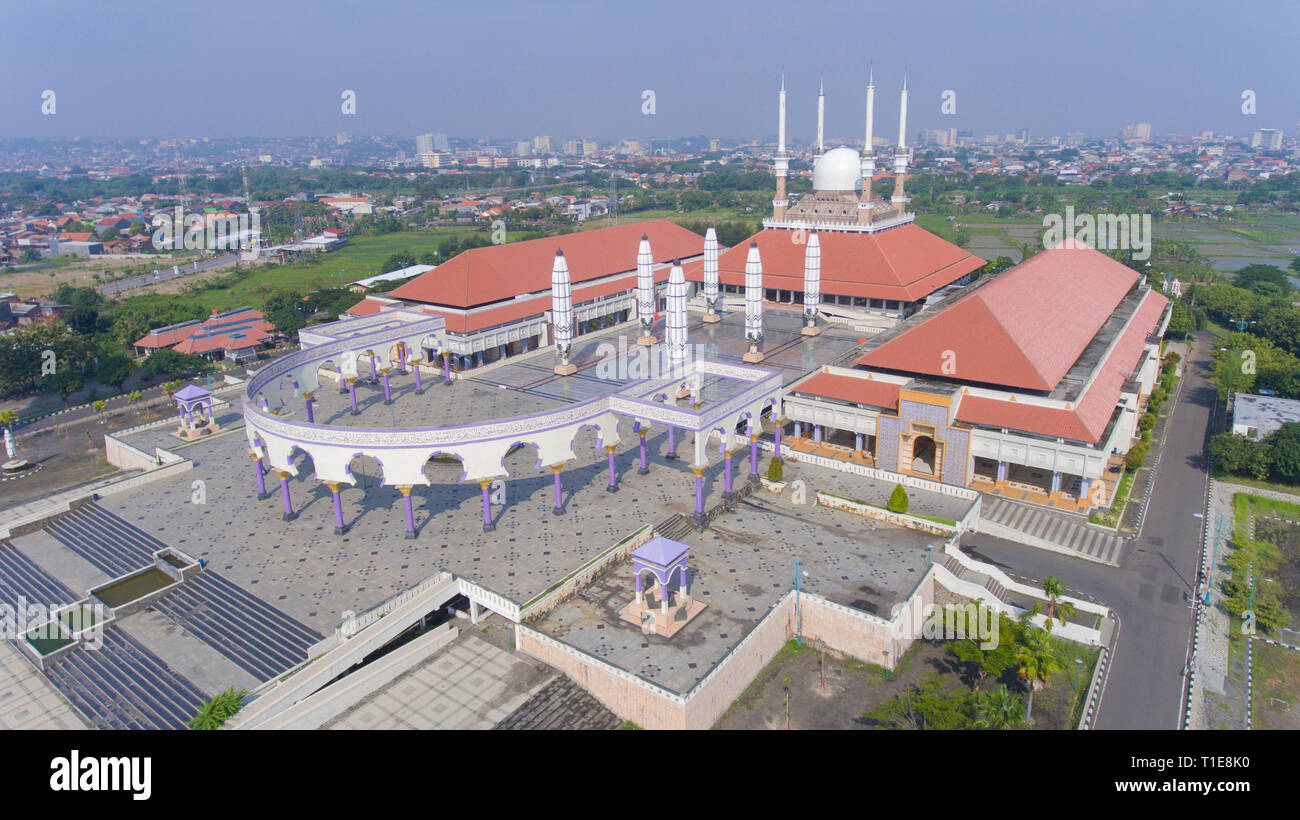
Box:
3, 0, 1298, 141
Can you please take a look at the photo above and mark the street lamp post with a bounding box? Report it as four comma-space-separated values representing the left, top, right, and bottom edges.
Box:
883, 648, 891, 680
1073, 657, 1084, 690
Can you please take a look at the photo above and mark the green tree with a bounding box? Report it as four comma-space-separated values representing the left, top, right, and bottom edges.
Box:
1265, 422, 1300, 483
187, 687, 248, 730
95, 354, 135, 391
1014, 628, 1061, 722
887, 484, 910, 514
986, 685, 1027, 729
1035, 575, 1077, 633
380, 250, 417, 273
140, 348, 208, 382
263, 289, 309, 339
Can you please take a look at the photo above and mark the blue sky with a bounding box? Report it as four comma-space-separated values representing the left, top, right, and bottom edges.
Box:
2, 0, 1297, 141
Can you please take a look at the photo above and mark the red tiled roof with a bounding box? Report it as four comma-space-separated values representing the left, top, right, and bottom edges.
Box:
344, 298, 386, 317
390, 220, 703, 308
953, 290, 1169, 442
791, 372, 901, 410
173, 328, 270, 354
857, 241, 1140, 391
681, 224, 984, 303
429, 275, 642, 334
133, 308, 268, 349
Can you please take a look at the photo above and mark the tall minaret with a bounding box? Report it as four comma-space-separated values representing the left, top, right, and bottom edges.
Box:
635, 233, 657, 346
801, 231, 821, 336
892, 73, 910, 206
551, 250, 576, 375
858, 66, 876, 226
772, 73, 789, 221
666, 260, 689, 376
702, 225, 721, 323
816, 77, 825, 154
741, 243, 764, 363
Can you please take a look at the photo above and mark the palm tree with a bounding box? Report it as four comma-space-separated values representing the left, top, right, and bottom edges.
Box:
1015, 629, 1062, 722
92, 399, 108, 423
161, 381, 181, 400
987, 685, 1027, 729
0, 409, 17, 431
1038, 574, 1078, 633
126, 390, 143, 418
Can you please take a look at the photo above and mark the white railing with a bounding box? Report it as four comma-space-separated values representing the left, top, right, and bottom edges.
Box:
763, 440, 979, 501
457, 578, 521, 622
519, 525, 653, 621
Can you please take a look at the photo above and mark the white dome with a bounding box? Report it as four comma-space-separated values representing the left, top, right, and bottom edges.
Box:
811, 145, 862, 191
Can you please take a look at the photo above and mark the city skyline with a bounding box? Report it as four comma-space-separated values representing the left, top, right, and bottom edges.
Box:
3, 0, 1297, 142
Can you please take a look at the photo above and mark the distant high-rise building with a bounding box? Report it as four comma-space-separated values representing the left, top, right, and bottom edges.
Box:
709, 138, 721, 152
1017, 128, 1031, 144
582, 140, 598, 157
1064, 132, 1085, 147
562, 140, 581, 156
533, 135, 552, 154
336, 131, 350, 146
416, 133, 434, 155
1120, 123, 1151, 141
515, 141, 533, 157
1251, 128, 1283, 150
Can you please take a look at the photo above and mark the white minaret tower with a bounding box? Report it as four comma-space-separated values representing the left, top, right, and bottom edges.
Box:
635, 233, 657, 346
742, 243, 764, 363
702, 225, 721, 323
773, 73, 789, 220
551, 250, 576, 375
666, 260, 689, 376
892, 73, 910, 206
816, 77, 825, 154
801, 231, 821, 336
859, 66, 876, 226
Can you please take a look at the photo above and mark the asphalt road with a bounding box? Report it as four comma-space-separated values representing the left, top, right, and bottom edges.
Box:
97, 252, 239, 296
961, 331, 1216, 729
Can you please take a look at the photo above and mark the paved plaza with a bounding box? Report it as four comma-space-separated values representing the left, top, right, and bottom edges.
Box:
531, 491, 939, 694
0, 640, 88, 730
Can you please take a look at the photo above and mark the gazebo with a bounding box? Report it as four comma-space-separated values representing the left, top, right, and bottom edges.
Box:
619, 535, 706, 637
173, 383, 220, 440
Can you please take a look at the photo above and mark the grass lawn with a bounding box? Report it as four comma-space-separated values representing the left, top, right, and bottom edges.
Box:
1215, 470, 1300, 499
1251, 641, 1300, 730
579, 207, 760, 233
1090, 467, 1136, 528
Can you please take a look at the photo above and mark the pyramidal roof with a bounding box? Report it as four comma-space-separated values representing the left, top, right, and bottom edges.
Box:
856, 240, 1141, 391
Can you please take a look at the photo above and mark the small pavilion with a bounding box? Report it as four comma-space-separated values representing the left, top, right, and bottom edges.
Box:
173, 383, 220, 440
619, 536, 706, 637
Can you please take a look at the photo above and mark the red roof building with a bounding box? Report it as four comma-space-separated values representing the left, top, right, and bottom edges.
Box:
133, 308, 276, 361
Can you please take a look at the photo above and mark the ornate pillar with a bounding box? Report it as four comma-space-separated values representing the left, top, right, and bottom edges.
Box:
347, 378, 359, 415
443, 352, 452, 385
398, 485, 416, 539
691, 466, 706, 531
723, 449, 735, 507
480, 480, 495, 532
369, 353, 378, 382
412, 359, 423, 394
551, 463, 565, 515
794, 421, 802, 439
660, 571, 670, 614
855, 432, 864, 455
303, 392, 315, 424
635, 571, 644, 604
666, 425, 676, 460
326, 482, 347, 534
381, 368, 392, 405
749, 434, 761, 487
605, 445, 619, 493
814, 425, 823, 443
252, 452, 269, 499
774, 418, 783, 458
276, 470, 296, 521
398, 344, 407, 374
638, 428, 649, 475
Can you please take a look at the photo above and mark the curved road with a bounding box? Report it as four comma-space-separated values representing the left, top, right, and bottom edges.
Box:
961, 331, 1215, 729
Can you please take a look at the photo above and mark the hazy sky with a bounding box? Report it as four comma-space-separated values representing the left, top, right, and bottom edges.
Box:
3, 0, 1297, 142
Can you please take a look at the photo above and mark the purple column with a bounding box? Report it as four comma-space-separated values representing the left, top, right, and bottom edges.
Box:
369, 355, 377, 381
480, 480, 495, 531
401, 487, 416, 539
398, 346, 407, 374
814, 425, 823, 443
413, 363, 423, 393
638, 431, 649, 475
552, 466, 564, 515
855, 432, 863, 453
606, 447, 618, 492
794, 421, 802, 439
279, 474, 296, 521
253, 456, 268, 498
304, 397, 314, 423
774, 423, 783, 458
382, 371, 392, 405
330, 484, 346, 534
666, 426, 676, 460
348, 380, 359, 415
750, 436, 759, 476
724, 452, 734, 495
695, 473, 704, 512
443, 354, 452, 385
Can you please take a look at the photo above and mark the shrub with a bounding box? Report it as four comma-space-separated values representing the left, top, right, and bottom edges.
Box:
1138, 412, 1157, 433
1141, 430, 1151, 443
1126, 442, 1149, 470
187, 687, 248, 730
767, 456, 783, 482
887, 483, 910, 513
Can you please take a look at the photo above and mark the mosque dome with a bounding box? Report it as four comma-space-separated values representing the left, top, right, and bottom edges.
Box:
811, 145, 862, 192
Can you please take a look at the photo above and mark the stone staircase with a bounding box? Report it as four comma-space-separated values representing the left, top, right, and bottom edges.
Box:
654, 513, 694, 542
941, 555, 1010, 604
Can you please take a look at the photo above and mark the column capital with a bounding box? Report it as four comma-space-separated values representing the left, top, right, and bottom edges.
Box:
380, 367, 391, 376
690, 466, 706, 478
478, 479, 493, 490
638, 428, 648, 439
302, 391, 315, 401
604, 444, 618, 454
550, 462, 567, 474
346, 377, 357, 386
250, 451, 263, 461
724, 449, 735, 459
750, 433, 760, 443
324, 481, 342, 493
396, 484, 413, 496
274, 469, 292, 480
